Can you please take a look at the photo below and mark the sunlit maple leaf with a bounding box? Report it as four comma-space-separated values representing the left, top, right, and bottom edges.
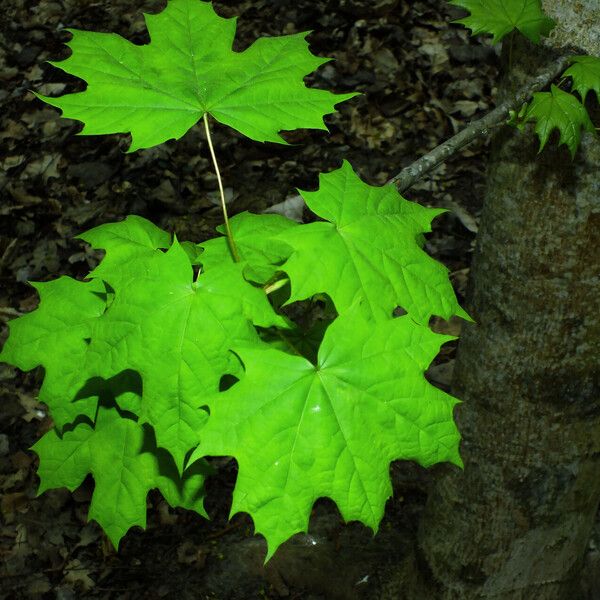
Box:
34, 404, 210, 548
85, 235, 288, 470
449, 0, 555, 44
0, 277, 106, 428
277, 161, 469, 324
36, 0, 356, 151
78, 215, 171, 285
191, 307, 461, 558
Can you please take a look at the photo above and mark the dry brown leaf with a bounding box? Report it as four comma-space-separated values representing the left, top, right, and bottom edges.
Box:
2, 155, 26, 169
177, 541, 208, 568
63, 559, 96, 592
22, 153, 61, 183
1, 493, 29, 523
18, 393, 47, 422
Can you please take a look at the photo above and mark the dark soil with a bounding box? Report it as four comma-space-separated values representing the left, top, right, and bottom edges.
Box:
2, 1, 581, 599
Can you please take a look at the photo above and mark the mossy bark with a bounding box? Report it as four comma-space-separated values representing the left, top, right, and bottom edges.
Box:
411, 6, 600, 599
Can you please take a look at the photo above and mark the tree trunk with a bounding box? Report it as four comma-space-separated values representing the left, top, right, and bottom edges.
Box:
406, 4, 600, 599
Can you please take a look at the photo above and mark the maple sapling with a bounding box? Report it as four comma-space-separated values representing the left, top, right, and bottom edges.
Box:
1, 0, 464, 557
4, 0, 598, 560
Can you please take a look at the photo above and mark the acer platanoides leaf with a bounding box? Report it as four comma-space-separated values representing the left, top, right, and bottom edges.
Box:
36, 0, 356, 151
563, 55, 600, 104
79, 215, 171, 286
277, 160, 470, 324
85, 232, 288, 470
449, 0, 555, 44
34, 404, 209, 548
523, 84, 595, 158
191, 307, 461, 558
0, 277, 106, 428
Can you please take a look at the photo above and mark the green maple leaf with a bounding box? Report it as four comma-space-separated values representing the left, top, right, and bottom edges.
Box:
523, 85, 595, 158
277, 161, 469, 324
34, 404, 209, 548
87, 237, 288, 470
563, 55, 600, 103
449, 0, 555, 44
37, 0, 355, 152
0, 277, 106, 428
191, 308, 461, 557
0, 217, 173, 429
199, 211, 298, 283
79, 215, 171, 285
1, 215, 289, 471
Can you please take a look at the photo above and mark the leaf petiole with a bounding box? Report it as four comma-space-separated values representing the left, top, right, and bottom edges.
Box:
203, 114, 241, 263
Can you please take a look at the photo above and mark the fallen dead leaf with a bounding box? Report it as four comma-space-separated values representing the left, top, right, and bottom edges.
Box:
74, 523, 101, 549
452, 100, 479, 118
63, 559, 96, 592
2, 493, 30, 524
2, 155, 26, 169
430, 315, 463, 337
177, 540, 208, 568
264, 194, 305, 222
27, 574, 52, 597
22, 153, 61, 183
18, 393, 47, 422
426, 360, 455, 388
158, 500, 177, 525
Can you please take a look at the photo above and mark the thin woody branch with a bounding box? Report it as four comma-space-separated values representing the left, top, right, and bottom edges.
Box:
389, 53, 573, 193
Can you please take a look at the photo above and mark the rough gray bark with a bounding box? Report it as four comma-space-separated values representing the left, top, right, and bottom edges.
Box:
405, 4, 600, 599
542, 0, 600, 56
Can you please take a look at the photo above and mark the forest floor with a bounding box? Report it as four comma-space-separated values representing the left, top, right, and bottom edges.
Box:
3, 1, 595, 599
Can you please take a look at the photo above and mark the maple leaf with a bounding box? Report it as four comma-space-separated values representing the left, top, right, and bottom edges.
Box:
86, 237, 288, 470
0, 217, 176, 430
449, 0, 555, 44
36, 0, 356, 152
563, 55, 600, 103
34, 403, 209, 548
277, 161, 469, 324
0, 277, 106, 428
523, 85, 596, 158
191, 307, 461, 557
199, 211, 298, 283
79, 215, 171, 285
